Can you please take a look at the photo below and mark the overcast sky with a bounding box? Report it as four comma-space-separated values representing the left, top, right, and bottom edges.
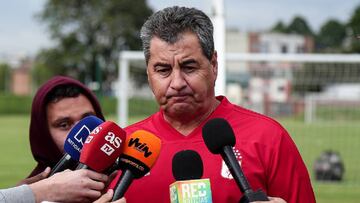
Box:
0, 0, 359, 56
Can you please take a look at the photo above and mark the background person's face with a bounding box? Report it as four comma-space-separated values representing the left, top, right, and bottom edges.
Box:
147, 32, 218, 119
46, 94, 96, 152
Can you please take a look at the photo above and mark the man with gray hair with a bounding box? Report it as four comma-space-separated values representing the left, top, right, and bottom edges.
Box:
121, 6, 315, 203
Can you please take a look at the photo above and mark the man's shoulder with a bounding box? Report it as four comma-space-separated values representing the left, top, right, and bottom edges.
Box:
226, 102, 287, 134
218, 96, 281, 126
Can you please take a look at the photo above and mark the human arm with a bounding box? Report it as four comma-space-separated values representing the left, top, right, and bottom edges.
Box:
0, 167, 51, 203
0, 184, 36, 203
29, 169, 108, 203
265, 128, 315, 203
16, 167, 51, 186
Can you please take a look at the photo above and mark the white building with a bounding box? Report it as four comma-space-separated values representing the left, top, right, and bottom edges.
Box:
225, 30, 314, 112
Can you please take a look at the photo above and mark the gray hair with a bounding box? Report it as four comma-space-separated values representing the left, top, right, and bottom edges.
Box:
140, 6, 214, 64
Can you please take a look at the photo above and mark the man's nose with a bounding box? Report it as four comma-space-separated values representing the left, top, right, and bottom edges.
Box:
170, 69, 186, 90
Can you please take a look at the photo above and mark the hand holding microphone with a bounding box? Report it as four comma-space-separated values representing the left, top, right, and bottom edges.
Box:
202, 118, 269, 203
49, 115, 104, 176
30, 169, 109, 203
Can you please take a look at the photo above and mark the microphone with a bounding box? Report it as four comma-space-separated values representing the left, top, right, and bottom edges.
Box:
202, 118, 269, 203
49, 115, 103, 176
170, 150, 213, 203
110, 130, 161, 200
76, 121, 126, 172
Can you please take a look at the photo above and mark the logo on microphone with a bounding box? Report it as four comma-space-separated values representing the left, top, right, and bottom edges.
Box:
105, 132, 123, 148
85, 135, 94, 144
74, 125, 91, 145
128, 137, 152, 158
170, 179, 212, 203
101, 143, 115, 156
99, 131, 123, 156
92, 126, 103, 134
221, 147, 242, 179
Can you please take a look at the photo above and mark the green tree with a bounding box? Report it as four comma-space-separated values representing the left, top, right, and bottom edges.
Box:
0, 63, 10, 93
286, 16, 313, 36
271, 21, 287, 33
36, 0, 153, 92
348, 5, 360, 53
316, 19, 346, 52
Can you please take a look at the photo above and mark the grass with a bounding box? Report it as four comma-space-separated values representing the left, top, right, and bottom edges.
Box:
278, 118, 360, 202
0, 115, 35, 185
1, 114, 360, 202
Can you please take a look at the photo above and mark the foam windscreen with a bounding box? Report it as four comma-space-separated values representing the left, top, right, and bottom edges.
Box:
202, 118, 236, 154
118, 130, 161, 178
79, 121, 126, 172
172, 150, 203, 181
64, 115, 104, 161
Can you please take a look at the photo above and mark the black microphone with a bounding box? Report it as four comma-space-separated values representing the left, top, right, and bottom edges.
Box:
202, 118, 269, 203
170, 150, 213, 203
110, 130, 162, 200
172, 150, 203, 181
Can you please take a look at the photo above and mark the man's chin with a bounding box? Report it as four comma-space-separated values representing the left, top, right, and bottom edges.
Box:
165, 104, 194, 116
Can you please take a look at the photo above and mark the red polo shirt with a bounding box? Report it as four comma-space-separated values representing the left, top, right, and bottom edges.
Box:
112, 96, 315, 203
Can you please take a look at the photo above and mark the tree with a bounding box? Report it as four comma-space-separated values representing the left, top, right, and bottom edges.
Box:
35, 0, 153, 92
286, 16, 313, 36
0, 63, 10, 93
347, 5, 360, 53
271, 21, 287, 33
316, 19, 346, 52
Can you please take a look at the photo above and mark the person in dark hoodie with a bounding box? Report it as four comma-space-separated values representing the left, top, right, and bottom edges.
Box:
27, 76, 105, 177
13, 76, 115, 202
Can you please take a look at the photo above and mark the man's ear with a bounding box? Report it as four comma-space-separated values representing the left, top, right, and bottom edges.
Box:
211, 51, 218, 83
146, 67, 154, 93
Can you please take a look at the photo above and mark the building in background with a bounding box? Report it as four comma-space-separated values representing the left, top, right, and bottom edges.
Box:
11, 59, 32, 96
225, 30, 314, 115
0, 53, 32, 96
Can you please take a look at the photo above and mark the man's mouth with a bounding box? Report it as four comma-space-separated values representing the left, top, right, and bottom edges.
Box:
172, 95, 188, 101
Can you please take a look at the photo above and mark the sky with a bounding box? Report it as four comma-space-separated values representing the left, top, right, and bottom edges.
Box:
0, 0, 359, 57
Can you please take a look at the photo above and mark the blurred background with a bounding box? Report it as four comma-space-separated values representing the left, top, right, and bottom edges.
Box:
1, 0, 360, 202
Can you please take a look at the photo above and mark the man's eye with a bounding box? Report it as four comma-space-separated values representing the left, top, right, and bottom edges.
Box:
183, 66, 196, 73
58, 122, 71, 130
155, 67, 171, 76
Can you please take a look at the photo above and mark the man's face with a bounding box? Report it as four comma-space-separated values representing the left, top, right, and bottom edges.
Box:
147, 32, 218, 120
46, 94, 96, 152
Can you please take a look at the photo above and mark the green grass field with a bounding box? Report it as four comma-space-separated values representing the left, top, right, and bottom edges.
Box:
0, 115, 359, 202
279, 119, 360, 202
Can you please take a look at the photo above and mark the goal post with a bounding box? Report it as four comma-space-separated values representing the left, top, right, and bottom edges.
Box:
117, 52, 360, 125
117, 51, 360, 184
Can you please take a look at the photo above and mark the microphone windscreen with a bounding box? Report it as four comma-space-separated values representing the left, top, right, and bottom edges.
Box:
172, 150, 203, 181
202, 118, 236, 154
64, 115, 103, 161
80, 121, 126, 172
118, 130, 161, 178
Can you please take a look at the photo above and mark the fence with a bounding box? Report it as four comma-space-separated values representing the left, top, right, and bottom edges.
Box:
117, 51, 360, 185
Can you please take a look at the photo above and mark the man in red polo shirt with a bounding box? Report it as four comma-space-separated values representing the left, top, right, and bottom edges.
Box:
118, 6, 315, 203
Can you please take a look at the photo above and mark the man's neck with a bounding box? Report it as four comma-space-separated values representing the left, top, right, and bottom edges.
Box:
164, 99, 220, 136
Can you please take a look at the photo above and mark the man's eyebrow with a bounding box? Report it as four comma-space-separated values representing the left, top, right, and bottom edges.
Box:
180, 59, 197, 66
153, 62, 171, 68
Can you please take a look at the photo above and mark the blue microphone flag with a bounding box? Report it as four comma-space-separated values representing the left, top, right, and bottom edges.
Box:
63, 115, 103, 161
